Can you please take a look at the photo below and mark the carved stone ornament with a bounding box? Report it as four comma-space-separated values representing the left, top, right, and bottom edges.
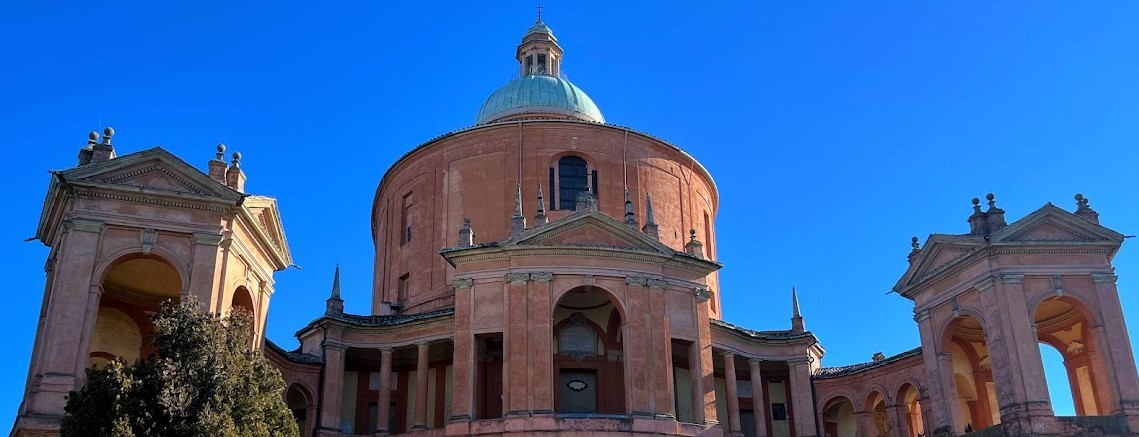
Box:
530, 272, 553, 283
694, 286, 711, 302
978, 355, 992, 371
1067, 340, 1086, 355
626, 276, 648, 286
504, 272, 530, 283
141, 228, 157, 254
647, 278, 668, 289
452, 277, 473, 290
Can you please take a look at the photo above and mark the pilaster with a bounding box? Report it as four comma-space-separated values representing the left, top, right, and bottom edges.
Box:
787, 356, 818, 437
319, 340, 347, 434
1090, 273, 1139, 427
648, 278, 674, 418
915, 309, 952, 436
625, 275, 651, 416
503, 272, 530, 416
449, 278, 474, 424
528, 272, 554, 414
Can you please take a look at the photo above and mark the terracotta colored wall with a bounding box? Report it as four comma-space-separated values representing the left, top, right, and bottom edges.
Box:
372, 120, 720, 316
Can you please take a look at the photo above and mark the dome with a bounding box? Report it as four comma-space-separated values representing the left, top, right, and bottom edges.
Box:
526, 21, 553, 37
476, 74, 605, 124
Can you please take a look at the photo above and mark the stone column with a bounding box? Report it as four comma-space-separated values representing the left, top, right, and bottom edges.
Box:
625, 276, 651, 416
188, 232, 223, 309
915, 309, 953, 436
375, 347, 393, 435
450, 278, 474, 423
886, 405, 906, 437
935, 352, 963, 434
694, 286, 719, 426
749, 359, 769, 437
723, 352, 742, 435
529, 273, 554, 414
319, 341, 347, 432
992, 275, 1053, 424
648, 279, 674, 418
413, 342, 429, 430
504, 273, 529, 415
856, 411, 875, 437
1090, 273, 1139, 425
25, 219, 102, 417
788, 357, 819, 437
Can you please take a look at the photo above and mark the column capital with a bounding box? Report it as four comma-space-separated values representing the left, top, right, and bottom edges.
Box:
625, 275, 648, 286
417, 341, 431, 349
975, 277, 996, 291
452, 277, 474, 290
193, 232, 224, 246
530, 272, 553, 283
378, 346, 393, 353
1091, 273, 1118, 284
505, 272, 530, 283
694, 286, 712, 302
721, 351, 736, 359
748, 358, 763, 366
648, 278, 668, 289
913, 309, 931, 323
787, 356, 813, 365
66, 218, 104, 233
1000, 274, 1024, 284
324, 341, 348, 352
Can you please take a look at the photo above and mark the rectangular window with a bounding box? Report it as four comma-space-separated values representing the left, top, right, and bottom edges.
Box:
537, 54, 547, 71
397, 273, 409, 306
703, 212, 713, 260
400, 192, 412, 245
549, 168, 556, 210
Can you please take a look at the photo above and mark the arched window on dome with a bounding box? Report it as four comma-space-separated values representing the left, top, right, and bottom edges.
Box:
555, 156, 590, 210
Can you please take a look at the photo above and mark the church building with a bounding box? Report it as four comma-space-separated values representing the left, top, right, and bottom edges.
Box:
13, 17, 1139, 437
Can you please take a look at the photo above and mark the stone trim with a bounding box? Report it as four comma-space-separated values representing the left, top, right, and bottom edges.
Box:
1091, 273, 1118, 284
1001, 274, 1024, 284
452, 277, 474, 290
505, 272, 530, 283
625, 276, 648, 286
68, 219, 104, 233
193, 232, 224, 246
694, 286, 711, 302
974, 277, 995, 291
530, 272, 553, 283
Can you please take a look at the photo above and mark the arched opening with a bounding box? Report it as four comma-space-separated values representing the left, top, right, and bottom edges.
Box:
943, 315, 999, 432
90, 254, 182, 367
552, 286, 625, 414
866, 392, 890, 437
286, 383, 313, 436
1034, 296, 1103, 416
231, 286, 257, 338
822, 396, 856, 437
896, 383, 925, 437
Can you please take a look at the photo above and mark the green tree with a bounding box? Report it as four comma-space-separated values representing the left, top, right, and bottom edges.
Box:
61, 298, 300, 437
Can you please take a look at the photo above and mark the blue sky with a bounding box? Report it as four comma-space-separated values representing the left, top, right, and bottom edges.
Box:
3, 0, 1138, 425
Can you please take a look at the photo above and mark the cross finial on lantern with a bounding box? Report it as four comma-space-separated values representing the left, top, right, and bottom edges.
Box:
536, 3, 543, 22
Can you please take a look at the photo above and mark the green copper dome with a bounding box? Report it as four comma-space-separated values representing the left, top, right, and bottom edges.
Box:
476, 74, 604, 125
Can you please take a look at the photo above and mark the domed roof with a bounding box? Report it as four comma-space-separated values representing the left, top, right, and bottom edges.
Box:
476, 74, 604, 125
526, 21, 553, 37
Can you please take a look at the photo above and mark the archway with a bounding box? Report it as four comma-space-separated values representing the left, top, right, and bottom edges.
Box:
90, 254, 182, 367
552, 285, 625, 414
866, 391, 890, 437
943, 315, 999, 432
1034, 296, 1103, 416
896, 383, 925, 437
286, 383, 313, 435
822, 396, 857, 437
231, 285, 257, 338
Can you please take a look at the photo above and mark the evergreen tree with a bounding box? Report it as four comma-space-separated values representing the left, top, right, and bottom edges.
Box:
61, 298, 299, 437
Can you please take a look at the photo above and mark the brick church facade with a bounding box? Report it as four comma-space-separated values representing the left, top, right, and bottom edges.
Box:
13, 18, 1139, 437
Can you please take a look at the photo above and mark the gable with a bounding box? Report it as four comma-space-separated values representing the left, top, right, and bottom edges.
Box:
1001, 218, 1100, 242
60, 147, 241, 202
503, 209, 676, 255
522, 220, 647, 250
97, 161, 212, 195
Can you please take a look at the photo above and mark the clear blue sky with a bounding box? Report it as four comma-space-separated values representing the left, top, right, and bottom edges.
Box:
3, 1, 1138, 425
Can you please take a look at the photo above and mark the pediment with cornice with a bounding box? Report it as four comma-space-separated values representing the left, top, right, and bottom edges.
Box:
501, 208, 674, 254
990, 204, 1121, 244
59, 147, 242, 202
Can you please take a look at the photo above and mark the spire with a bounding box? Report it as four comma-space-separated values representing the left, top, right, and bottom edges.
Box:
534, 184, 549, 226
624, 189, 637, 226
325, 264, 344, 316
511, 185, 527, 236
791, 286, 805, 332
642, 193, 659, 240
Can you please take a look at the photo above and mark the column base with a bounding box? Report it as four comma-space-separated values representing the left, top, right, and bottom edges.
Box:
411, 424, 428, 431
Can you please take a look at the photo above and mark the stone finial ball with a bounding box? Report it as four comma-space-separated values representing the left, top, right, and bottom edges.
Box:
912, 236, 919, 243
1075, 193, 1084, 201
216, 143, 226, 153
103, 127, 115, 137
88, 131, 98, 141
232, 151, 242, 161
972, 197, 980, 205
986, 193, 995, 201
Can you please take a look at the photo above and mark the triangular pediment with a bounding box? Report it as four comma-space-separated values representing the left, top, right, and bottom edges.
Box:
992, 204, 1122, 243
59, 147, 242, 202
502, 208, 676, 254
894, 235, 985, 294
